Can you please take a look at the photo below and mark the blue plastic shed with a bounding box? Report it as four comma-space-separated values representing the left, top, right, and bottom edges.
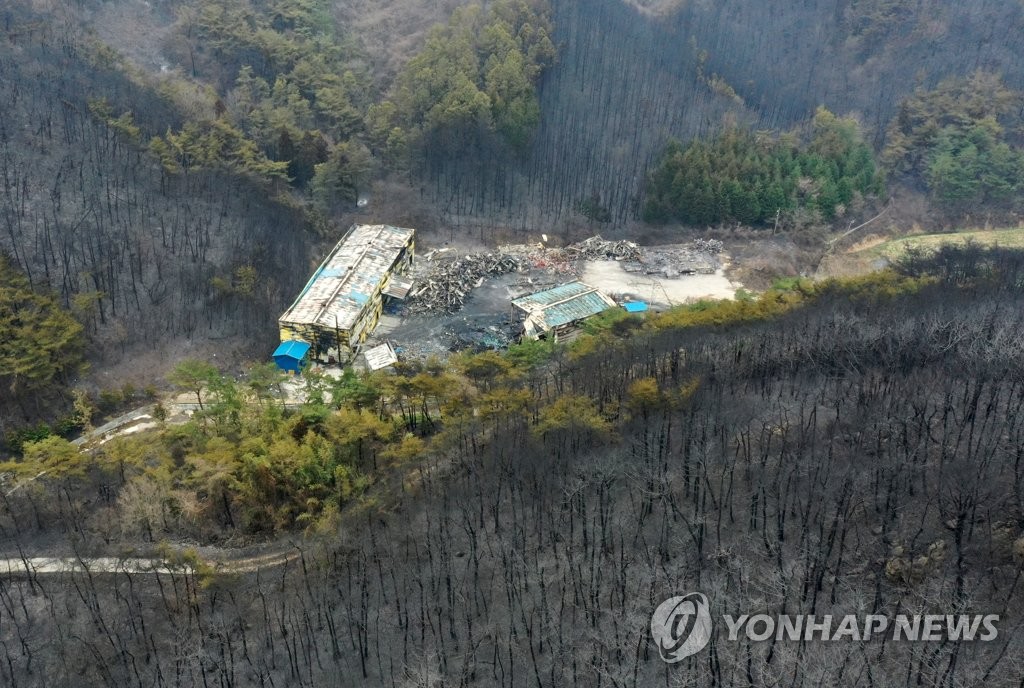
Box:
273, 340, 311, 373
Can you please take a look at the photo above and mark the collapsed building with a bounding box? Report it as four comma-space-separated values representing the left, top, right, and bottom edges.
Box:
512, 281, 618, 341
274, 231, 724, 369
278, 224, 415, 364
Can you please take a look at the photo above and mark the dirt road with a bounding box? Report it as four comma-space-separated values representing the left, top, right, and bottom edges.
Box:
0, 547, 304, 578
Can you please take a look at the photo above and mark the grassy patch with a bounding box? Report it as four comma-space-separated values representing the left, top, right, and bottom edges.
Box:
851, 227, 1024, 261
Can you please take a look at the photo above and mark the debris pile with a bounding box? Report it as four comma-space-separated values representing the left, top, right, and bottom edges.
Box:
498, 244, 575, 273
640, 245, 719, 277
406, 235, 723, 315
409, 253, 524, 313
451, 319, 520, 352
565, 235, 642, 261
692, 238, 724, 254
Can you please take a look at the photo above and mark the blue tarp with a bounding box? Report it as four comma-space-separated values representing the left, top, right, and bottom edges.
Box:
273, 340, 311, 372
623, 301, 649, 313
274, 340, 311, 359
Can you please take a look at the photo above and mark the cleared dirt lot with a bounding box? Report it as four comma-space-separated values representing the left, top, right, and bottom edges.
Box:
580, 260, 740, 306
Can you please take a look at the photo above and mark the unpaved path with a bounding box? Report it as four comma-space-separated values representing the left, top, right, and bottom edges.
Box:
0, 547, 303, 578
71, 405, 156, 446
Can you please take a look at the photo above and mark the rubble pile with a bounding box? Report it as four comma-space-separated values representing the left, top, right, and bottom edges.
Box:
406, 235, 723, 315
451, 319, 521, 352
497, 235, 642, 272
565, 235, 642, 261
408, 252, 524, 313
640, 244, 720, 277
498, 244, 575, 273
692, 238, 724, 254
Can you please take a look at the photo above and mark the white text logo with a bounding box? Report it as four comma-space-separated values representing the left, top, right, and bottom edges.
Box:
650, 593, 713, 662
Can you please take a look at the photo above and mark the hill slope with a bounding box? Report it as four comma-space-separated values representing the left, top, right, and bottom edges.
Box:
0, 7, 314, 368
2, 251, 1023, 686
427, 0, 1024, 224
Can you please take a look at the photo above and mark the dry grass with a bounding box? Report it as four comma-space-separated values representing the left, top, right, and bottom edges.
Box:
845, 234, 890, 253
852, 226, 1024, 260
818, 225, 1024, 278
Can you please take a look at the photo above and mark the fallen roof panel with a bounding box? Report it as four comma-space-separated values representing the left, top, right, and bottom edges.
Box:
384, 277, 414, 299
363, 342, 398, 370
511, 280, 598, 311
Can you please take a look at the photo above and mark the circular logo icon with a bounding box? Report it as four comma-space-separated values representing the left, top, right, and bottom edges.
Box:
651, 592, 713, 663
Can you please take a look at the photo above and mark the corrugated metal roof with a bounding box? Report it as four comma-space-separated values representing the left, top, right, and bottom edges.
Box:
513, 281, 617, 333
279, 224, 414, 332
512, 281, 595, 310
273, 340, 311, 360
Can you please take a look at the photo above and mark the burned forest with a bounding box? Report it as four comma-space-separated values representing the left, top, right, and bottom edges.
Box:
3, 249, 1024, 686
4, 0, 1024, 686
0, 6, 311, 370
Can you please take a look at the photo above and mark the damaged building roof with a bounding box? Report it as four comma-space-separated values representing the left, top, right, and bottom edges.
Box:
280, 224, 415, 332
512, 281, 618, 337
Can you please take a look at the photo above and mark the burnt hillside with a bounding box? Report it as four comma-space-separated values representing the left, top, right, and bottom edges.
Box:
2, 0, 1024, 393
32, 0, 1024, 230
423, 0, 1024, 224
2, 250, 1024, 686
0, 7, 313, 364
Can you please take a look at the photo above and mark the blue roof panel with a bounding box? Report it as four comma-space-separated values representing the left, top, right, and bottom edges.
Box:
273, 340, 311, 360
511, 281, 596, 310
541, 292, 616, 328
513, 281, 618, 333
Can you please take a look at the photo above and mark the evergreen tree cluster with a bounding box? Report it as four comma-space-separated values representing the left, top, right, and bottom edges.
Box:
150, 0, 555, 206
193, 0, 369, 144
368, 0, 556, 159
883, 72, 1024, 209
643, 108, 884, 227
0, 257, 85, 404
143, 0, 373, 196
